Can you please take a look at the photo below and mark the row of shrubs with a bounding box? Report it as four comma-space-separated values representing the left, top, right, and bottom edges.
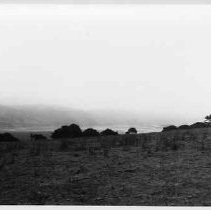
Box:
162, 122, 211, 132
0, 125, 138, 142
51, 124, 138, 139
51, 124, 119, 139
0, 126, 137, 142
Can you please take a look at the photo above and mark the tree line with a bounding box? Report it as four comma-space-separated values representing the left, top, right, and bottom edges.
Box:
162, 115, 211, 132
1, 114, 210, 141
51, 124, 137, 139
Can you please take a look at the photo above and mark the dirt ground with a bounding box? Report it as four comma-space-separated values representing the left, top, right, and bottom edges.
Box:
0, 131, 211, 205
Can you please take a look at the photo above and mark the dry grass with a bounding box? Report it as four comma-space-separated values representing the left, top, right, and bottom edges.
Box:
0, 128, 211, 205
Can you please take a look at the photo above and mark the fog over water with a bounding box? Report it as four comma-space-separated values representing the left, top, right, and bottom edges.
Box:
0, 5, 211, 131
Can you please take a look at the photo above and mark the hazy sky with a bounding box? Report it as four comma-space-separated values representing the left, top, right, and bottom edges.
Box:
0, 4, 211, 123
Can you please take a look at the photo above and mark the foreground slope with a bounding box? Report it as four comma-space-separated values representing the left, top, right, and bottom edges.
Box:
0, 128, 210, 205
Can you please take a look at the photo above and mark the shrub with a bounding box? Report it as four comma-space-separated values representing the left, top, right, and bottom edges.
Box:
31, 134, 47, 140
83, 128, 99, 137
190, 122, 207, 129
51, 124, 82, 139
162, 125, 177, 132
178, 125, 190, 130
0, 133, 19, 142
100, 128, 118, 136
126, 127, 137, 134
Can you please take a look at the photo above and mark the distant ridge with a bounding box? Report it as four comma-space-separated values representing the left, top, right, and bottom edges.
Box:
0, 104, 188, 133
0, 105, 96, 131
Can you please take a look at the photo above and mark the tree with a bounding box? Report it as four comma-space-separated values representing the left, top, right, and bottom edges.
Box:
83, 128, 100, 137
162, 125, 177, 132
51, 124, 82, 139
126, 127, 137, 134
100, 128, 118, 136
205, 114, 211, 124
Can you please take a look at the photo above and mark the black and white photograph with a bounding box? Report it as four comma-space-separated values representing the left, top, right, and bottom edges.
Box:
0, 0, 211, 206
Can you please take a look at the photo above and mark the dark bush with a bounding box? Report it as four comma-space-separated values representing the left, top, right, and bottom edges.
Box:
178, 125, 190, 130
51, 124, 82, 139
82, 128, 99, 137
31, 134, 47, 140
190, 122, 207, 129
126, 127, 137, 134
162, 125, 177, 132
0, 133, 19, 142
100, 128, 118, 136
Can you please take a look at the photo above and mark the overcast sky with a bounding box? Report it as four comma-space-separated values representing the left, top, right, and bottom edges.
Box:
0, 4, 211, 123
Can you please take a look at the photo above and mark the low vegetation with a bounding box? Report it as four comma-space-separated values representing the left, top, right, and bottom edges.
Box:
0, 133, 19, 142
162, 115, 211, 132
0, 116, 211, 205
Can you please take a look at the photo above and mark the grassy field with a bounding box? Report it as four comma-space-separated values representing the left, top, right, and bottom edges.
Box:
0, 128, 211, 205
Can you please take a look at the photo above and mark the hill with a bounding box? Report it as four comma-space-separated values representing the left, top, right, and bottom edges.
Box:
0, 105, 162, 132
0, 105, 96, 131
